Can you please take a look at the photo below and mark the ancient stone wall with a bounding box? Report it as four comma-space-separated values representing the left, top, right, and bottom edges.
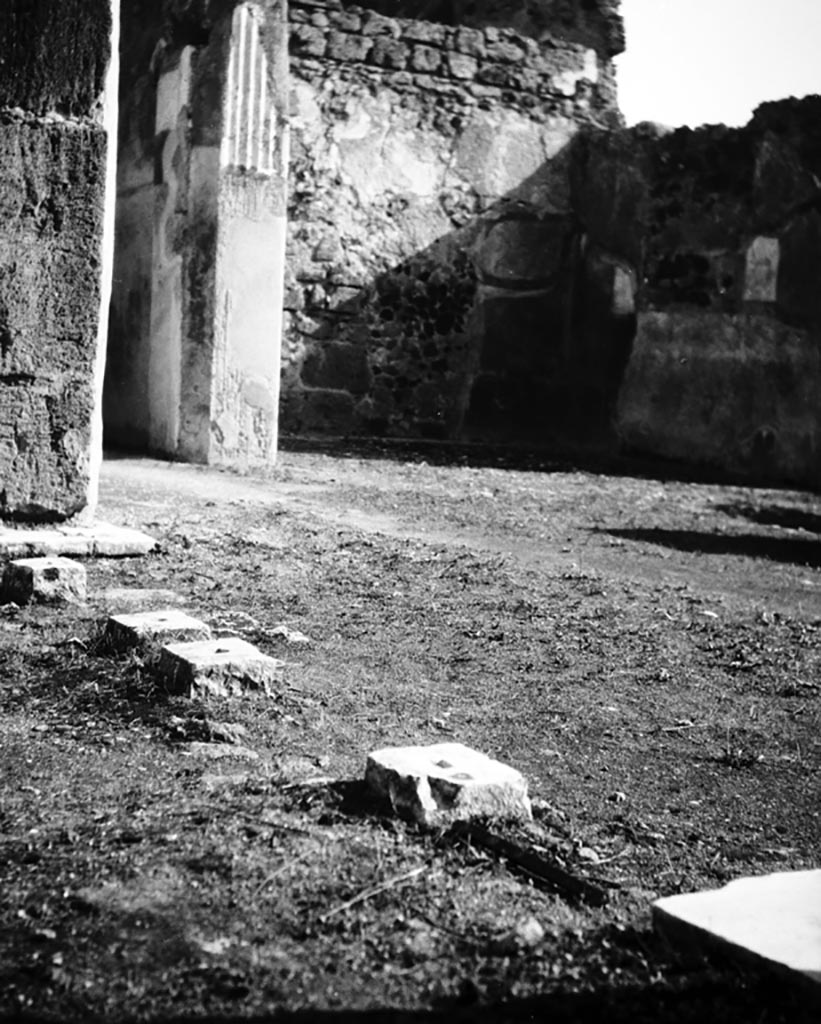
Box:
0, 0, 117, 520
354, 0, 625, 61
573, 97, 821, 486
283, 0, 621, 439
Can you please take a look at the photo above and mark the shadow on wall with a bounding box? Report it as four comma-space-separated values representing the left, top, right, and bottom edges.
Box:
283, 86, 821, 489
281, 140, 636, 451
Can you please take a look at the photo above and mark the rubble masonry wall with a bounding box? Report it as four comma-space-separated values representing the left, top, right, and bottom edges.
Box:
282, 0, 621, 439
574, 100, 821, 486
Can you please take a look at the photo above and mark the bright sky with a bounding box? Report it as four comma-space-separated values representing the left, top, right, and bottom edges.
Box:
616, 0, 821, 128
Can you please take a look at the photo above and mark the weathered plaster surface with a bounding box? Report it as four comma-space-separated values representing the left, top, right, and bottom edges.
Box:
283, 0, 620, 440
107, 0, 288, 467
0, 0, 115, 520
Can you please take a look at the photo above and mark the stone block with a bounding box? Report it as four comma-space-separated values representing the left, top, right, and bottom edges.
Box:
158, 637, 285, 699
105, 609, 212, 651
454, 27, 485, 58
370, 37, 409, 70
402, 22, 447, 47
653, 870, 821, 987
447, 51, 479, 80
291, 23, 327, 58
365, 742, 532, 827
2, 557, 87, 605
485, 39, 526, 64
0, 522, 158, 559
326, 30, 373, 63
411, 45, 442, 75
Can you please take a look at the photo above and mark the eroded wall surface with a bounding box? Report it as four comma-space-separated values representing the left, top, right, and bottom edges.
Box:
574, 98, 821, 486
0, 0, 115, 520
283, 0, 622, 439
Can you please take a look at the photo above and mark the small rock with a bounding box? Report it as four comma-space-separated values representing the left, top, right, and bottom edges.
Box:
207, 721, 248, 745
403, 924, 437, 961
491, 915, 545, 954
201, 773, 251, 792
196, 936, 233, 956
181, 742, 259, 762
269, 624, 312, 645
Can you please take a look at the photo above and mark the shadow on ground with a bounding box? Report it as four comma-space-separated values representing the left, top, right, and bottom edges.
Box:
715, 502, 821, 535
597, 527, 821, 568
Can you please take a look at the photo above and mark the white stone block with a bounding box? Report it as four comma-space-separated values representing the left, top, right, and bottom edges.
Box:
653, 870, 821, 986
0, 522, 157, 559
1, 557, 87, 604
365, 742, 532, 827
105, 609, 211, 650
158, 637, 285, 698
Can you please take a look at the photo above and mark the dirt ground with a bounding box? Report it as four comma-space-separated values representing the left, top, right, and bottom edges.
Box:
1, 443, 819, 1022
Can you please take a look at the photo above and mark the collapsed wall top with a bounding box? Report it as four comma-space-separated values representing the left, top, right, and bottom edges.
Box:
343, 0, 625, 58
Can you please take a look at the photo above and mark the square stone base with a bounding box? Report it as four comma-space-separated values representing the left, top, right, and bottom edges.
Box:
105, 609, 212, 651
2, 556, 87, 604
366, 742, 532, 827
158, 636, 285, 698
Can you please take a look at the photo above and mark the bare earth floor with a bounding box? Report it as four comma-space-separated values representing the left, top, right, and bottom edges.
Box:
1, 446, 819, 1022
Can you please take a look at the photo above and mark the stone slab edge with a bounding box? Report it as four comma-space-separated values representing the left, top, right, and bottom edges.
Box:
0, 522, 158, 558
653, 879, 821, 990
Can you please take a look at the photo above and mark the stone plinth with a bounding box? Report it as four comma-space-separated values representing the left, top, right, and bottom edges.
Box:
0, 523, 158, 559
158, 637, 285, 698
366, 742, 532, 826
106, 610, 211, 651
653, 870, 821, 987
2, 557, 87, 605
